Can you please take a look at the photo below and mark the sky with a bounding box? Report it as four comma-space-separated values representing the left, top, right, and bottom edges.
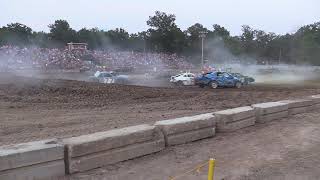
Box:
1, 0, 319, 36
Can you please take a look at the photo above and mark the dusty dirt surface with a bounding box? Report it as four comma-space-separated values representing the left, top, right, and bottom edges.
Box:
1, 73, 320, 145
65, 111, 320, 180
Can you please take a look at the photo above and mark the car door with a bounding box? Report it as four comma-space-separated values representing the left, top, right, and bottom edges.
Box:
223, 73, 235, 87
204, 73, 215, 85
102, 73, 114, 84
189, 74, 195, 85
216, 72, 225, 85
184, 74, 194, 85
182, 74, 193, 85
179, 74, 187, 85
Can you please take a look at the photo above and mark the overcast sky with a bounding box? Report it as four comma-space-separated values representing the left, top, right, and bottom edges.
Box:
1, 0, 319, 35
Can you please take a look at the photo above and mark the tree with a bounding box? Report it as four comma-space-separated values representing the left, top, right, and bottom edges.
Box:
240, 25, 255, 55
48, 20, 77, 47
105, 28, 130, 49
147, 11, 186, 53
290, 23, 320, 65
128, 32, 147, 52
210, 24, 230, 38
185, 23, 208, 55
253, 30, 276, 58
2, 13, 320, 66
31, 31, 49, 48
0, 23, 33, 46
77, 28, 106, 49
147, 11, 177, 31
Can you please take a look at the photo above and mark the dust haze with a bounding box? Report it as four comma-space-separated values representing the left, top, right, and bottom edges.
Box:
1, 36, 320, 87
203, 37, 320, 86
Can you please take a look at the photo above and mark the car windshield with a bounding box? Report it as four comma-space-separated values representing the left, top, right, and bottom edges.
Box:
217, 72, 223, 76
101, 73, 112, 77
223, 73, 230, 78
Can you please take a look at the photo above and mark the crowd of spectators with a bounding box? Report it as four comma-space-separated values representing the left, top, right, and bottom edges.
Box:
0, 46, 194, 71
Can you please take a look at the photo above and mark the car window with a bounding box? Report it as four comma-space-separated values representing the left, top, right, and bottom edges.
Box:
223, 73, 230, 78
183, 75, 187, 77
102, 73, 112, 77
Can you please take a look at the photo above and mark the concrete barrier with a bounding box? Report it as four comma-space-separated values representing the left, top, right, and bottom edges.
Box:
307, 94, 320, 110
63, 124, 165, 174
279, 99, 314, 115
252, 102, 289, 123
214, 106, 256, 132
4, 97, 317, 178
155, 113, 215, 146
0, 139, 64, 180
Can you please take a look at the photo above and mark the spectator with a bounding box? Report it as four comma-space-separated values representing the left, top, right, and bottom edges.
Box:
0, 46, 194, 71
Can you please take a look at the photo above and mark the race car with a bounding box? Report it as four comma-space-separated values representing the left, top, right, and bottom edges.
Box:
89, 71, 129, 84
195, 71, 242, 89
170, 72, 195, 86
230, 73, 255, 85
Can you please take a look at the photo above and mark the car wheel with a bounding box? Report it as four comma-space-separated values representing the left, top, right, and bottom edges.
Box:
199, 84, 205, 88
176, 81, 184, 86
235, 82, 242, 88
210, 81, 218, 89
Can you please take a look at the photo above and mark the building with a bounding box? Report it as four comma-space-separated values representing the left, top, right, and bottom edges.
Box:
66, 43, 88, 51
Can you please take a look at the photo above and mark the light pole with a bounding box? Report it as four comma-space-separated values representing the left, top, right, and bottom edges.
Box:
199, 31, 207, 69
278, 48, 282, 65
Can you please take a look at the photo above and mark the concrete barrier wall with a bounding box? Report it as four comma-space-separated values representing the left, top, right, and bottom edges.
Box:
2, 95, 320, 178
214, 106, 256, 132
0, 139, 64, 180
279, 99, 314, 115
252, 102, 289, 123
63, 124, 165, 174
155, 113, 215, 146
308, 94, 320, 110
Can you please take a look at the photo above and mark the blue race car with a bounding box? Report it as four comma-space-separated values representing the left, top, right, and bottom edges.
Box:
195, 71, 242, 89
230, 73, 255, 85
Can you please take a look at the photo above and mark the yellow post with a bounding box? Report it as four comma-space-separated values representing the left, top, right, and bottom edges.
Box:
207, 158, 215, 180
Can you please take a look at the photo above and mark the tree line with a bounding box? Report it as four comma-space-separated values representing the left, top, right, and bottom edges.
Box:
0, 11, 320, 65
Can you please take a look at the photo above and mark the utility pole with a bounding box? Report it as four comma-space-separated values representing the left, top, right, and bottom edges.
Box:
279, 48, 282, 65
144, 40, 146, 61
199, 31, 207, 69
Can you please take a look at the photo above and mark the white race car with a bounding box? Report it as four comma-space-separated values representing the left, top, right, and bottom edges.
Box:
89, 71, 129, 84
170, 73, 195, 86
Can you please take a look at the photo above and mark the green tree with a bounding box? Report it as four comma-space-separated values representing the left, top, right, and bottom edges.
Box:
77, 28, 106, 49
185, 23, 208, 55
105, 28, 130, 49
48, 20, 77, 47
31, 31, 49, 47
0, 23, 33, 46
209, 24, 230, 39
253, 30, 276, 58
291, 22, 320, 65
128, 32, 147, 52
241, 25, 255, 52
147, 11, 186, 53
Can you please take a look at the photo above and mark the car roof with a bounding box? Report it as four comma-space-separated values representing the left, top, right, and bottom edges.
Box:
177, 73, 193, 75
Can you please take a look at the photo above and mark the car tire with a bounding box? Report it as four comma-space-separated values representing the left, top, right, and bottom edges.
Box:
199, 84, 205, 88
210, 81, 218, 89
176, 81, 184, 86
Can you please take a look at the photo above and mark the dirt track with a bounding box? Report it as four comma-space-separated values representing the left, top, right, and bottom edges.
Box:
1, 74, 320, 145
65, 111, 320, 180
